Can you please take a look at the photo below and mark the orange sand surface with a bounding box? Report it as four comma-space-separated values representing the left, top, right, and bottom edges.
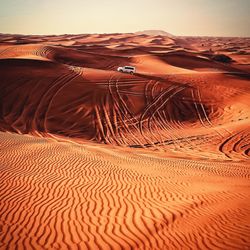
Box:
0, 32, 250, 249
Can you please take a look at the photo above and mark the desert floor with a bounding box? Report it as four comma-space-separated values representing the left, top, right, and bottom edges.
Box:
0, 33, 250, 249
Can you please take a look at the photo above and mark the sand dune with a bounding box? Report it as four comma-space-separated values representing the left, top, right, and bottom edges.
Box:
0, 132, 249, 249
0, 33, 249, 249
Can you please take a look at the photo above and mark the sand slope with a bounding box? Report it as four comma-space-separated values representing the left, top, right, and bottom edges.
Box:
0, 132, 249, 249
0, 33, 250, 249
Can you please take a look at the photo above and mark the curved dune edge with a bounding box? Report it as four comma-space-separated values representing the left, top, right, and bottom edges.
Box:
0, 55, 249, 161
0, 132, 249, 249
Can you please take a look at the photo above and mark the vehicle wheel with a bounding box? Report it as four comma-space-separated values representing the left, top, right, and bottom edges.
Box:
130, 71, 134, 75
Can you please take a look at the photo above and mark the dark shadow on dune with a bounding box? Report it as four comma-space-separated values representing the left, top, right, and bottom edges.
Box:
0, 57, 215, 147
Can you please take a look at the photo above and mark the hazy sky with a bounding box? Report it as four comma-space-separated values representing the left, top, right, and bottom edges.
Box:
0, 0, 249, 36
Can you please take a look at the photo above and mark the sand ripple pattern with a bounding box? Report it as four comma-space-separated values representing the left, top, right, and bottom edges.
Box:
0, 132, 249, 249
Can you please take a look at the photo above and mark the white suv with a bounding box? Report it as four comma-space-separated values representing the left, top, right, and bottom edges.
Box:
117, 66, 136, 74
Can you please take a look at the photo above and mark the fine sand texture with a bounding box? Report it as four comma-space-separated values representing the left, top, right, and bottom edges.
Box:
0, 33, 250, 249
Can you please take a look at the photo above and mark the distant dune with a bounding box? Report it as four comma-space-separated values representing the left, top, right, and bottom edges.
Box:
0, 33, 249, 249
135, 29, 174, 37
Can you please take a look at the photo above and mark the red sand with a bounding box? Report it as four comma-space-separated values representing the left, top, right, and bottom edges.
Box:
0, 33, 250, 249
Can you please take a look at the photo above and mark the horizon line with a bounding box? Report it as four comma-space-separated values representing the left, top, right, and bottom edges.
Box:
0, 31, 250, 38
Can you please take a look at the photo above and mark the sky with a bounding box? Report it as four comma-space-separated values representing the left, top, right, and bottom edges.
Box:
0, 0, 249, 36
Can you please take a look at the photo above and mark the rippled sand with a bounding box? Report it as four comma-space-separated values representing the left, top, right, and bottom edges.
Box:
0, 33, 250, 249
